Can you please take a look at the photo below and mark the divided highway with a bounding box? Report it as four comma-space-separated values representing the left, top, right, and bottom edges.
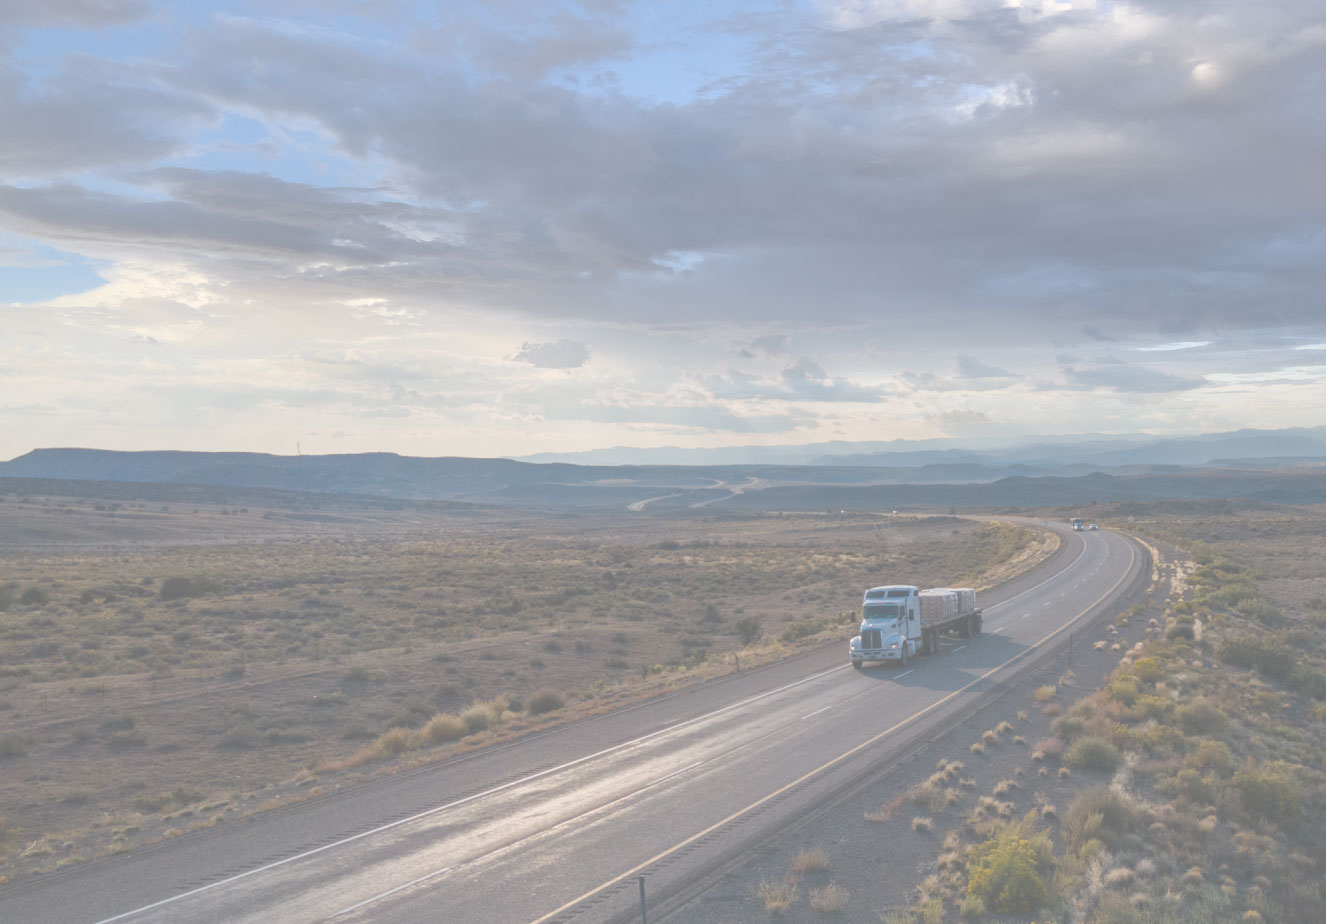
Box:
0, 524, 1145, 924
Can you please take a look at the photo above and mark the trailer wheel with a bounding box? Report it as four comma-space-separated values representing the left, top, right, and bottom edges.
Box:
971, 613, 982, 635
958, 616, 970, 639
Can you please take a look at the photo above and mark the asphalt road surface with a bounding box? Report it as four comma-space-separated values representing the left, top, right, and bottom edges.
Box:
0, 523, 1144, 924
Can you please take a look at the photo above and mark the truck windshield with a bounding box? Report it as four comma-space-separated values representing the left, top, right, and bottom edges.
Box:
863, 603, 903, 622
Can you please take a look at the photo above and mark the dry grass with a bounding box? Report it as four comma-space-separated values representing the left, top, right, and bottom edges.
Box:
1033, 684, 1057, 702
756, 877, 799, 914
0, 495, 1050, 878
792, 846, 831, 875
809, 882, 850, 913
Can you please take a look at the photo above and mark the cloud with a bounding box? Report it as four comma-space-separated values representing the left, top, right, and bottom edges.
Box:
955, 353, 1014, 378
512, 339, 591, 369
736, 334, 788, 358
0, 0, 150, 28
1082, 325, 1116, 342
1059, 360, 1204, 393
1135, 341, 1211, 352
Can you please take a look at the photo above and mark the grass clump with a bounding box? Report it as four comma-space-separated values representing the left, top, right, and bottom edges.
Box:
1033, 684, 1056, 702
808, 882, 849, 913
755, 877, 798, 914
792, 846, 830, 874
423, 714, 467, 744
526, 690, 565, 716
1063, 736, 1121, 773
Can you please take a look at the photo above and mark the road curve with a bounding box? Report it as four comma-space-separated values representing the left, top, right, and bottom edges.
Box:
0, 524, 1145, 924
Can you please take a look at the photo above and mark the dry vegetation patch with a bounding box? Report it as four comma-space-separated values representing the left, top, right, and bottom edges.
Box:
0, 497, 1047, 878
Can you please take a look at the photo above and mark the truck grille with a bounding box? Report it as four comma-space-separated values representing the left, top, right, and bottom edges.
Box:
862, 629, 882, 650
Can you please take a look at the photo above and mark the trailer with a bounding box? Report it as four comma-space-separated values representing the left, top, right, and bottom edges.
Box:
850, 585, 982, 667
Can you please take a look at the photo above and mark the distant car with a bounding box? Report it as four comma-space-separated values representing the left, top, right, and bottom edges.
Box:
1089, 523, 1098, 530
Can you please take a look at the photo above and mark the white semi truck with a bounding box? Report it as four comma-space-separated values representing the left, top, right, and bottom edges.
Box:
849, 585, 982, 668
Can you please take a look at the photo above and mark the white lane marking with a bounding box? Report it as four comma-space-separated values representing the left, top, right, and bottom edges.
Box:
1021, 614, 1029, 619
802, 704, 835, 720
91, 663, 851, 924
896, 670, 914, 679
648, 759, 705, 788
529, 538, 1142, 924
338, 756, 711, 918
990, 624, 1005, 632
981, 535, 1089, 615
952, 645, 966, 653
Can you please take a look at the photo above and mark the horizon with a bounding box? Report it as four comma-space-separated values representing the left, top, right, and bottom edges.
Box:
4, 1, 1325, 459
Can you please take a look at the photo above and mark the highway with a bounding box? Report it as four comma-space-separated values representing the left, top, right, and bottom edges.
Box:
0, 524, 1144, 924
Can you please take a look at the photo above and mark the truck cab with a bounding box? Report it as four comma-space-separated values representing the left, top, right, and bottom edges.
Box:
850, 585, 920, 667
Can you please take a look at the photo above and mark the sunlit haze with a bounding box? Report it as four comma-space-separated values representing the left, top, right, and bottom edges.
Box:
3, 0, 1324, 459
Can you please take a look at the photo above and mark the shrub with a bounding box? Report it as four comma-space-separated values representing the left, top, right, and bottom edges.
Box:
1033, 685, 1056, 702
1052, 715, 1086, 741
0, 583, 15, 611
19, 586, 50, 606
369, 727, 417, 760
1289, 665, 1326, 701
735, 617, 762, 645
159, 575, 224, 601
912, 816, 933, 832
526, 690, 565, 716
1187, 739, 1232, 774
1234, 767, 1301, 825
1064, 736, 1121, 773
461, 705, 491, 733
965, 829, 1047, 913
1063, 785, 1136, 848
1216, 635, 1294, 681
1176, 700, 1228, 735
0, 734, 30, 758
424, 714, 468, 744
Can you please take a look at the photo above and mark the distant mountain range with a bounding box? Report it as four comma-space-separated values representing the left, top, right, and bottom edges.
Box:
2, 426, 1324, 511
517, 427, 1326, 468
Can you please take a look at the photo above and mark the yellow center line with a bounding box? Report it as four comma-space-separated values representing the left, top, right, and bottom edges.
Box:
527, 536, 1139, 924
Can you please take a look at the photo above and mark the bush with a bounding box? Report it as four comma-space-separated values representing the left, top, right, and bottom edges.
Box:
1289, 665, 1326, 701
159, 575, 224, 601
461, 705, 491, 733
966, 830, 1047, 913
1234, 767, 1301, 825
526, 690, 565, 716
19, 587, 50, 607
0, 583, 15, 611
1063, 785, 1136, 848
423, 714, 467, 744
1176, 700, 1228, 735
735, 617, 762, 645
1216, 635, 1294, 681
1052, 715, 1087, 741
0, 734, 30, 758
1064, 737, 1121, 773
369, 727, 417, 760
1132, 658, 1164, 684
1187, 739, 1233, 774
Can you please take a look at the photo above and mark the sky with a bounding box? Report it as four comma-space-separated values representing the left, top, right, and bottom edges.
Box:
2, 0, 1324, 460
